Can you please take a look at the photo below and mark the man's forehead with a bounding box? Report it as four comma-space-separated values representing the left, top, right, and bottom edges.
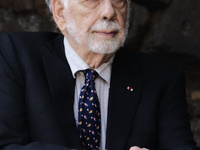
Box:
44, 0, 130, 13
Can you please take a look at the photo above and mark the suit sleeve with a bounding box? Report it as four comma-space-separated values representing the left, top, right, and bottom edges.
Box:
0, 33, 73, 150
157, 69, 198, 150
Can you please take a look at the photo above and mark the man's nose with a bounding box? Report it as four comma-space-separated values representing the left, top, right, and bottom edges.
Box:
99, 0, 116, 21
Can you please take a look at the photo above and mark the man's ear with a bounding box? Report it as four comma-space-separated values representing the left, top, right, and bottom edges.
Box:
51, 0, 66, 32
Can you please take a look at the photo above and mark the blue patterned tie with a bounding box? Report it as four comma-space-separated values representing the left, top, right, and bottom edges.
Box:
78, 69, 101, 150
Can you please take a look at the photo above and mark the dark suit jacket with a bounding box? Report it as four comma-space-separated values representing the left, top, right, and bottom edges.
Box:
0, 32, 198, 150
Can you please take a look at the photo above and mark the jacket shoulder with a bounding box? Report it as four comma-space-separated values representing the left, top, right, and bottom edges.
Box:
0, 31, 60, 43
115, 48, 184, 82
0, 32, 62, 81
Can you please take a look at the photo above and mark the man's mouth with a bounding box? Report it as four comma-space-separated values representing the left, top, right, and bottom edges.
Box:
93, 31, 118, 38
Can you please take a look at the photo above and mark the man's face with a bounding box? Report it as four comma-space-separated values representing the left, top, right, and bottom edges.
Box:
63, 0, 130, 54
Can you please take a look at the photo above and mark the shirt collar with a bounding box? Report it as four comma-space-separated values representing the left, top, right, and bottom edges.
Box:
63, 37, 114, 85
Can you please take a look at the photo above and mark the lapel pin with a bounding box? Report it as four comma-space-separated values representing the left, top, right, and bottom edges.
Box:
127, 86, 133, 92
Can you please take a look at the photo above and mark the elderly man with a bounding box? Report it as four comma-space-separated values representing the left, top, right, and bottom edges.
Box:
0, 0, 198, 149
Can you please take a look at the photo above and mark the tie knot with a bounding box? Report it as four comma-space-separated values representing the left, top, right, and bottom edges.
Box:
84, 69, 98, 81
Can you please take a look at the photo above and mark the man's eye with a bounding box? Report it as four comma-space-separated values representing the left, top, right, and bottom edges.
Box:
113, 0, 123, 2
84, 0, 100, 3
83, 0, 100, 8
112, 0, 126, 7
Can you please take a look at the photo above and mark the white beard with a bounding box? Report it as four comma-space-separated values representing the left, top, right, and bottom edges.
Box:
65, 7, 130, 54
88, 20, 122, 54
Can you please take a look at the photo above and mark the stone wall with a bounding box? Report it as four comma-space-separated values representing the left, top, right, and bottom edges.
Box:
0, 0, 58, 33
0, 0, 200, 147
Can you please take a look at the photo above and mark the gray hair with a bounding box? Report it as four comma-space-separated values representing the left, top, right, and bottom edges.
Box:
44, 0, 52, 12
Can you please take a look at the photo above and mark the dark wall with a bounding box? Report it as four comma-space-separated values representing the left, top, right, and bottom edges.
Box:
0, 0, 57, 32
0, 0, 200, 147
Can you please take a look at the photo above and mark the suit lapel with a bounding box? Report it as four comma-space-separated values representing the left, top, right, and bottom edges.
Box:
106, 49, 145, 150
42, 35, 81, 148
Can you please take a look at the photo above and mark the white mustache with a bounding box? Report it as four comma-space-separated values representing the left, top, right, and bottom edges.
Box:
90, 20, 121, 32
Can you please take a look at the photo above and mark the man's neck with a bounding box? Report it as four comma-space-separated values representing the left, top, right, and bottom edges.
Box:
64, 34, 115, 68
80, 51, 114, 68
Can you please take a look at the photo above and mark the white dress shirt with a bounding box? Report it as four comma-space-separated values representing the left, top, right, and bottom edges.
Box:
64, 37, 114, 149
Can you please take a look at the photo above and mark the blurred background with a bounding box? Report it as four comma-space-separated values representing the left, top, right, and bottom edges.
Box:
0, 0, 199, 147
